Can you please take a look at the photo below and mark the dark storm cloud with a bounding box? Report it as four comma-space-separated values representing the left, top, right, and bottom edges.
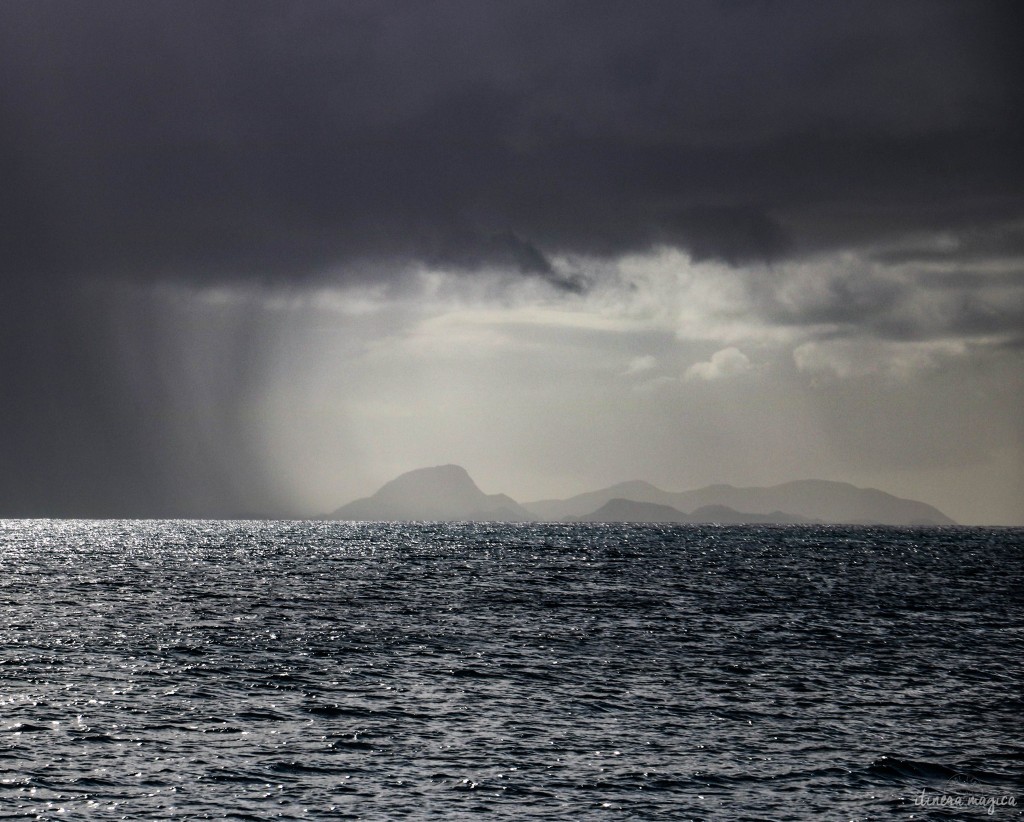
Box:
3, 0, 1022, 283
2, 0, 1022, 515
871, 222, 1024, 267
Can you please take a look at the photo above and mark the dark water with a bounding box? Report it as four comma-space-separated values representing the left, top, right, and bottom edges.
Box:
1, 521, 1022, 820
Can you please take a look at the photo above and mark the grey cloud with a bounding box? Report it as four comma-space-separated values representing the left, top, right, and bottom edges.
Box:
755, 257, 1024, 346
870, 222, 1024, 267
2, 0, 1021, 285
762, 278, 903, 330
2, 0, 1022, 516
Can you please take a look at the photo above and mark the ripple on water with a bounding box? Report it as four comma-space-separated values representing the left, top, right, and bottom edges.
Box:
1, 520, 1022, 819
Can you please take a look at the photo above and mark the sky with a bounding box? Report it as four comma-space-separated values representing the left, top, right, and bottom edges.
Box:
2, 0, 1022, 523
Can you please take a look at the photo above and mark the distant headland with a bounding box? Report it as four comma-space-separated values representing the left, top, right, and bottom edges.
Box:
329, 465, 957, 526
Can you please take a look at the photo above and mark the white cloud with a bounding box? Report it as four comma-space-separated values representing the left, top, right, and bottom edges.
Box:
684, 347, 753, 381
792, 338, 967, 380
623, 355, 658, 375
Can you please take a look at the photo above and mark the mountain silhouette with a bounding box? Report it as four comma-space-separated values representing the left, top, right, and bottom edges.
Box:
682, 504, 815, 525
668, 480, 955, 525
576, 498, 689, 523
576, 499, 816, 524
329, 464, 532, 521
330, 466, 956, 525
526, 478, 955, 525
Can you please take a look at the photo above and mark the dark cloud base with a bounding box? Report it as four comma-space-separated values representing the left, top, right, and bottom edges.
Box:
3, 1, 1022, 284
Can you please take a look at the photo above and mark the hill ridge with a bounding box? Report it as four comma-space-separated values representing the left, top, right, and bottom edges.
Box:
330, 466, 956, 525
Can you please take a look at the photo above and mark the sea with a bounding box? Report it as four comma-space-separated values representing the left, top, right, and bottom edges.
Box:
1, 520, 1022, 820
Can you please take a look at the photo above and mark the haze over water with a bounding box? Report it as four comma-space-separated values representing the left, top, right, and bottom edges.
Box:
2, 520, 1021, 819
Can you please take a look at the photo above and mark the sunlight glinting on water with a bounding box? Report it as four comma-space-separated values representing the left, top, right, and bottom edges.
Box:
1, 521, 1022, 818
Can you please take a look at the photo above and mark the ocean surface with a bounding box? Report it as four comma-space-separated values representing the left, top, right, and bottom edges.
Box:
1, 521, 1022, 820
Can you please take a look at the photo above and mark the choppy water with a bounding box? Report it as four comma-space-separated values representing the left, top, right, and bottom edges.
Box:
1, 520, 1022, 819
